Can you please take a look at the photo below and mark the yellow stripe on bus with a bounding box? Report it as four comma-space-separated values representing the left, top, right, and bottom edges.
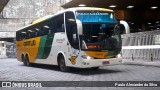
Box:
32, 15, 53, 24
16, 37, 40, 63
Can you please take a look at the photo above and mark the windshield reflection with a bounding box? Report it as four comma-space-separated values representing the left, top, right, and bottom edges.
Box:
80, 23, 122, 51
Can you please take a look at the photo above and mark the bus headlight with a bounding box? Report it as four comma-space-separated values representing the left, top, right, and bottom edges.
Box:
82, 55, 94, 59
116, 54, 122, 58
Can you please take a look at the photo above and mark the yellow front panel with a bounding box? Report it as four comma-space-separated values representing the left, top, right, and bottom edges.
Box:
85, 51, 109, 59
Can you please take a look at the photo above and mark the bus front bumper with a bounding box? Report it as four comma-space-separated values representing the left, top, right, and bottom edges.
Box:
81, 57, 122, 68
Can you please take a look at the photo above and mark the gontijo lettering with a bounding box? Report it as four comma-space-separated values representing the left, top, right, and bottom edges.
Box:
23, 40, 36, 46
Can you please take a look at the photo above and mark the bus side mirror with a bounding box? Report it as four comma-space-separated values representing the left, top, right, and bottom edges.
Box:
120, 20, 130, 34
76, 19, 83, 35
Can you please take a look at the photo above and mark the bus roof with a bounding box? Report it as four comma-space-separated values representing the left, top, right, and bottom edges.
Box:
17, 7, 113, 32
32, 15, 53, 24
65, 7, 113, 12
17, 15, 53, 32
35, 7, 114, 24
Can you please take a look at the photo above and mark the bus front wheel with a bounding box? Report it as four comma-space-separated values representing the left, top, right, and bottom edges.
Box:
22, 55, 27, 66
59, 56, 70, 72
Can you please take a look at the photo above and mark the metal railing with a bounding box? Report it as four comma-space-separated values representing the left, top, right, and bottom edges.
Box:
122, 30, 160, 61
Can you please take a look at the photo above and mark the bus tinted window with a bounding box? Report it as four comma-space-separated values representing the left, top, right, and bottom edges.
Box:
55, 14, 64, 32
65, 11, 79, 49
16, 14, 64, 41
34, 27, 40, 37
29, 30, 36, 38
48, 18, 56, 34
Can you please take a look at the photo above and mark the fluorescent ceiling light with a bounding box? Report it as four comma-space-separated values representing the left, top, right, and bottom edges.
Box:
151, 6, 158, 9
148, 23, 151, 25
28, 30, 33, 32
21, 32, 26, 34
68, 19, 75, 22
78, 4, 86, 7
109, 5, 116, 8
44, 25, 50, 28
127, 6, 134, 8
35, 28, 39, 31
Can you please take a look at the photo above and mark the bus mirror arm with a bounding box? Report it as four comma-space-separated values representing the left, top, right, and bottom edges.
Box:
120, 20, 130, 34
76, 19, 83, 35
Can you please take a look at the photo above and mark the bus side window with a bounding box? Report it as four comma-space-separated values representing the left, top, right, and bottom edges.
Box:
55, 14, 64, 32
35, 26, 41, 37
43, 25, 49, 35
43, 20, 54, 35
26, 32, 29, 39
39, 25, 45, 36
35, 32, 38, 36
35, 23, 44, 36
29, 33, 31, 38
41, 30, 45, 36
30, 32, 36, 38
49, 30, 51, 34
49, 19, 55, 34
22, 33, 27, 40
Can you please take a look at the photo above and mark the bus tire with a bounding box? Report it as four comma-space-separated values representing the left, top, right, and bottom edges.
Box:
58, 55, 70, 72
23, 54, 31, 66
25, 55, 31, 66
22, 55, 27, 66
91, 67, 99, 70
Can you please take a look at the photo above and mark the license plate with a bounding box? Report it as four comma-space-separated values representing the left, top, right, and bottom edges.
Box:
103, 61, 109, 65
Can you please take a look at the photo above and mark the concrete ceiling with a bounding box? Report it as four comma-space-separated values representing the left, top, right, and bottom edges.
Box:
62, 0, 160, 22
62, 0, 160, 32
62, 0, 160, 10
0, 0, 9, 13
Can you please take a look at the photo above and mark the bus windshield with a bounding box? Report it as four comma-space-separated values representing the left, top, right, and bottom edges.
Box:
76, 11, 116, 23
76, 11, 121, 51
80, 23, 122, 51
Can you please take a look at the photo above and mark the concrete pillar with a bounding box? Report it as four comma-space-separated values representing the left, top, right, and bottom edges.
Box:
0, 41, 7, 58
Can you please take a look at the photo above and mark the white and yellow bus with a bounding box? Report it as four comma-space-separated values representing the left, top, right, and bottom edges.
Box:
16, 7, 124, 71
